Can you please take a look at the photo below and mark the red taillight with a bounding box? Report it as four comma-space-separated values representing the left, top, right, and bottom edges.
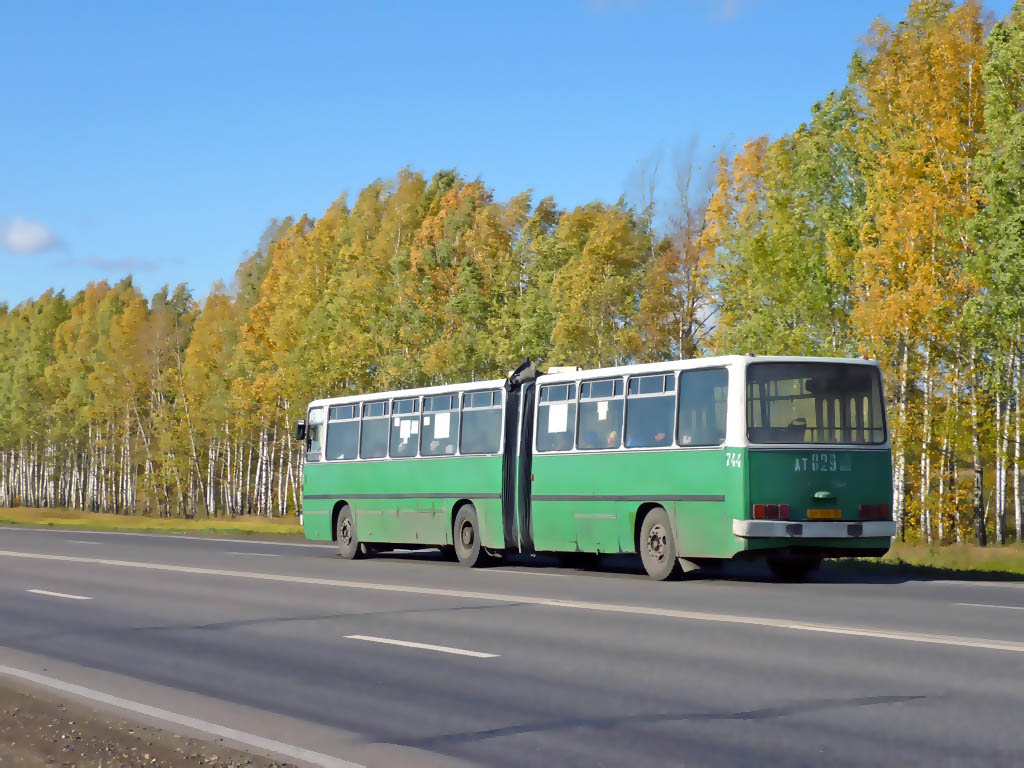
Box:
859, 504, 891, 521
753, 503, 790, 520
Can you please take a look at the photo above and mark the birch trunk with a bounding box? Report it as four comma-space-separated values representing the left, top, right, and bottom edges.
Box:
893, 338, 910, 540
1015, 348, 1021, 542
919, 342, 932, 543
971, 353, 986, 546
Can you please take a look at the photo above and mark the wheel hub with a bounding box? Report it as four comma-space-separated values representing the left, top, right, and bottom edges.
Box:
339, 519, 353, 546
460, 522, 474, 548
646, 523, 667, 562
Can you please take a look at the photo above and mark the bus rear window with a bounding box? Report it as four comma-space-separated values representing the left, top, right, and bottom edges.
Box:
746, 363, 886, 445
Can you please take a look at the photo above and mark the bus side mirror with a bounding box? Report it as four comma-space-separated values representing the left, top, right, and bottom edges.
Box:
294, 419, 306, 441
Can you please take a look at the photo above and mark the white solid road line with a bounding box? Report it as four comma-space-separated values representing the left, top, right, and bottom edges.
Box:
957, 602, 1024, 611
0, 526, 330, 549
3, 550, 1024, 654
0, 664, 363, 768
345, 634, 499, 658
26, 589, 92, 600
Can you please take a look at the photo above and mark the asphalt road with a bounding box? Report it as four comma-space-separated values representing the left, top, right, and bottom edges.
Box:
1, 526, 1023, 767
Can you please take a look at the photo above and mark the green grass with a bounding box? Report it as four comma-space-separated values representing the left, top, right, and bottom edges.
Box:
0, 506, 303, 537
827, 541, 1024, 580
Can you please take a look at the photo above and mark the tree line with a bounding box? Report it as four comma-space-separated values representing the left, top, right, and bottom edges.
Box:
0, 0, 1020, 545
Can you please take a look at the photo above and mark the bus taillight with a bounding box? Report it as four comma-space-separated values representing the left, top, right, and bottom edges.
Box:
859, 504, 891, 521
753, 504, 790, 520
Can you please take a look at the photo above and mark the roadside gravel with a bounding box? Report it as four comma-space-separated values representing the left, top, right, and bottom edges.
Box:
0, 677, 295, 768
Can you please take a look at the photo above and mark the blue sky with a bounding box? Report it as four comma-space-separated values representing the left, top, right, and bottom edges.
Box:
1, 0, 1014, 307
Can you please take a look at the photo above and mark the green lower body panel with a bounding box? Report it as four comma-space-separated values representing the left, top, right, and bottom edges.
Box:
302, 510, 332, 541
301, 455, 503, 547
529, 448, 745, 558
299, 445, 894, 563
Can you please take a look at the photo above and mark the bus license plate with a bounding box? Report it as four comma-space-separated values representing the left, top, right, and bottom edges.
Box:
807, 509, 841, 520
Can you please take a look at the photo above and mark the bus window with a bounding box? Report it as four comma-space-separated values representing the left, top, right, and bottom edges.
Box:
390, 397, 420, 458
577, 378, 624, 450
306, 407, 326, 462
537, 383, 577, 452
421, 394, 459, 456
746, 362, 886, 444
325, 404, 359, 461
625, 374, 675, 448
677, 369, 727, 446
359, 401, 389, 459
460, 390, 502, 455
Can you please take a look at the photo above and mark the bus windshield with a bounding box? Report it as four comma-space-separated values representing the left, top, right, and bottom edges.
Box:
746, 362, 886, 445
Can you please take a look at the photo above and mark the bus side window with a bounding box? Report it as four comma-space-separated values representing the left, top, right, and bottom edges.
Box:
306, 407, 326, 462
536, 383, 577, 452
421, 394, 459, 456
360, 401, 389, 459
460, 390, 502, 455
577, 378, 624, 450
677, 369, 728, 446
325, 404, 360, 461
625, 374, 674, 448
390, 398, 420, 458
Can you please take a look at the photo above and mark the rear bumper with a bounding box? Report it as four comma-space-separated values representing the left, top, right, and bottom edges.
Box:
733, 520, 897, 539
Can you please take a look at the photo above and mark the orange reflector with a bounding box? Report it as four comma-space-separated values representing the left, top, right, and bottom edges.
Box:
808, 508, 842, 520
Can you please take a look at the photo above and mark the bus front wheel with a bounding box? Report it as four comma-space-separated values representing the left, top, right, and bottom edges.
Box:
335, 505, 363, 560
639, 507, 682, 581
453, 504, 486, 567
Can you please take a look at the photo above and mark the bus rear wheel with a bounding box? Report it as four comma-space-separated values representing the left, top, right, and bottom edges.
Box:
453, 504, 486, 567
335, 505, 363, 560
639, 507, 681, 581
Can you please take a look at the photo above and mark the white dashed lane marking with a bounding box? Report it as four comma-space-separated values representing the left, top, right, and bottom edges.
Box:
344, 634, 499, 658
26, 589, 92, 600
228, 552, 280, 557
956, 602, 1024, 611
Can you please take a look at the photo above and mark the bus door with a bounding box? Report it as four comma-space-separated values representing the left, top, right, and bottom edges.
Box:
516, 381, 536, 553
501, 384, 521, 551
501, 360, 537, 553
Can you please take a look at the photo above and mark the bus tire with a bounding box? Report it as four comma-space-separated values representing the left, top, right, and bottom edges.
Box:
453, 504, 485, 567
767, 553, 821, 582
335, 505, 362, 560
639, 507, 681, 581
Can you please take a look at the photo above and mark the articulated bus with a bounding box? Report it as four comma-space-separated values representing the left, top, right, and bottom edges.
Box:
295, 356, 895, 580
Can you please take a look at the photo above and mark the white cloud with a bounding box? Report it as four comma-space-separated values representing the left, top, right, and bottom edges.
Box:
1, 217, 62, 254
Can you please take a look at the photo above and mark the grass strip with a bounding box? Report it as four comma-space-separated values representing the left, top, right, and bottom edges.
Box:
0, 506, 302, 537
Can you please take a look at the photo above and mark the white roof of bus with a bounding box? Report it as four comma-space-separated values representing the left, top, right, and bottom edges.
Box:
307, 355, 880, 410
536, 354, 879, 384
309, 378, 508, 409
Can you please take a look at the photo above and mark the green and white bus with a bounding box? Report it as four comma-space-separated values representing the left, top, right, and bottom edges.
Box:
296, 355, 895, 580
